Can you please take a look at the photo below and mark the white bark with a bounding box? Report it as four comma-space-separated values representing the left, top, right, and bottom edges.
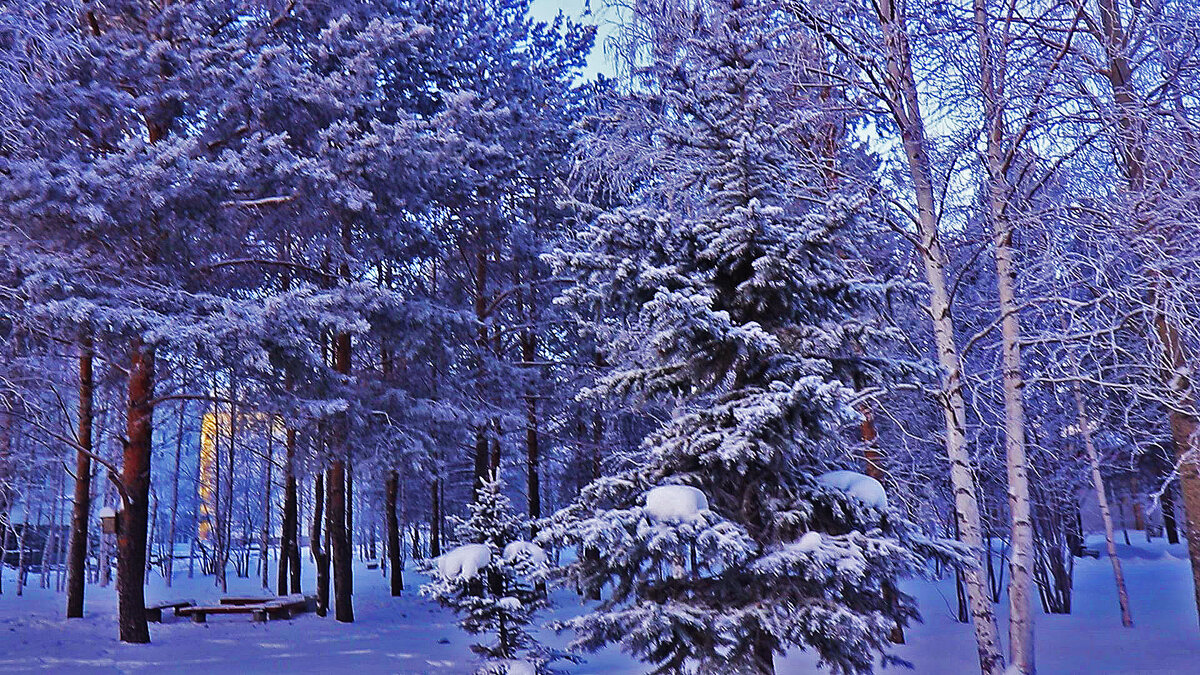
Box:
1073, 380, 1134, 626
869, 2, 1007, 672
972, 1, 1036, 669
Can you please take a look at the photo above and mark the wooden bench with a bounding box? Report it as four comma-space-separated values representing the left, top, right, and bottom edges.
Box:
179, 604, 270, 623
177, 594, 319, 623
261, 595, 311, 620
145, 600, 195, 623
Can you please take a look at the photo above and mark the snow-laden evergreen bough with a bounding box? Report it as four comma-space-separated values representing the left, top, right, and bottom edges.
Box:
542, 0, 959, 672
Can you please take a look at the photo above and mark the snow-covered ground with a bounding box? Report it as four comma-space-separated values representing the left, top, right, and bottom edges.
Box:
0, 536, 1196, 674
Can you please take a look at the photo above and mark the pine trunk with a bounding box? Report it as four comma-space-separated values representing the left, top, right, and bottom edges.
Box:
328, 323, 355, 621
278, 428, 301, 595
1155, 315, 1200, 626
66, 337, 94, 618
117, 340, 154, 644
385, 469, 403, 595
261, 428, 273, 590
165, 399, 185, 587
327, 459, 353, 621
312, 472, 330, 617
1164, 481, 1180, 545
430, 476, 441, 557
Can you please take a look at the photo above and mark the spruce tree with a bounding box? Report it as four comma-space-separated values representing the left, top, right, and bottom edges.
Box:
423, 475, 558, 674
543, 1, 953, 673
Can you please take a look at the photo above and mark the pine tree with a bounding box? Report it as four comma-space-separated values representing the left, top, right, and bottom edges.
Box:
542, 1, 954, 673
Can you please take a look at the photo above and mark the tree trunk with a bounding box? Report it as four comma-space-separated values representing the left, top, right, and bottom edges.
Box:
165, 398, 186, 588
430, 475, 441, 558
385, 469, 402, 595
1091, 0, 1200, 629
1164, 480, 1180, 545
117, 339, 154, 644
312, 472, 329, 617
327, 459, 353, 621
66, 337, 94, 618
222, 386, 237, 587
1155, 315, 1200, 625
346, 463, 354, 565
523, 333, 541, 537
261, 425, 273, 591
212, 406, 225, 588
971, 1, 1037, 666
473, 246, 491, 497
871, 2, 1006, 671
278, 428, 301, 595
326, 320, 355, 621
1074, 381, 1133, 627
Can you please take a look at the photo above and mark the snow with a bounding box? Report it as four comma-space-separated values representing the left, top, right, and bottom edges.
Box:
3, 536, 1200, 673
502, 541, 547, 566
437, 544, 492, 580
817, 470, 888, 509
796, 531, 823, 552
495, 659, 536, 675
643, 485, 709, 523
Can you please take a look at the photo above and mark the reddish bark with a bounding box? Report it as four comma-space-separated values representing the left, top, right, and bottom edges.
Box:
117, 340, 154, 643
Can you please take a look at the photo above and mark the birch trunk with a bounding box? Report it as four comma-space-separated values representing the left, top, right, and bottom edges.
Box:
1073, 381, 1133, 626
872, 2, 1006, 671
972, 1, 1036, 667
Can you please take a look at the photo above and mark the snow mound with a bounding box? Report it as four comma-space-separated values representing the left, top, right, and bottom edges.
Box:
817, 470, 888, 509
644, 485, 709, 523
502, 541, 547, 566
497, 660, 536, 675
796, 531, 823, 552
437, 543, 492, 580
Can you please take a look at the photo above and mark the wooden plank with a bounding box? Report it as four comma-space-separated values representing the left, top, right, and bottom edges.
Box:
219, 596, 275, 606
145, 600, 194, 623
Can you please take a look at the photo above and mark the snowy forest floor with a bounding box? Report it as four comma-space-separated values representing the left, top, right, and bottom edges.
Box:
0, 535, 1195, 674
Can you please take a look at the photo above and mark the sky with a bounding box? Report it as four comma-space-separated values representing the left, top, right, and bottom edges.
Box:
529, 0, 618, 80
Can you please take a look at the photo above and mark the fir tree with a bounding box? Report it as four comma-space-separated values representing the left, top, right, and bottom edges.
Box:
423, 475, 560, 674
543, 1, 955, 673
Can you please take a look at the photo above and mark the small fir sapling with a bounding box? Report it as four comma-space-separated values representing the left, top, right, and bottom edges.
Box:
422, 475, 567, 674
